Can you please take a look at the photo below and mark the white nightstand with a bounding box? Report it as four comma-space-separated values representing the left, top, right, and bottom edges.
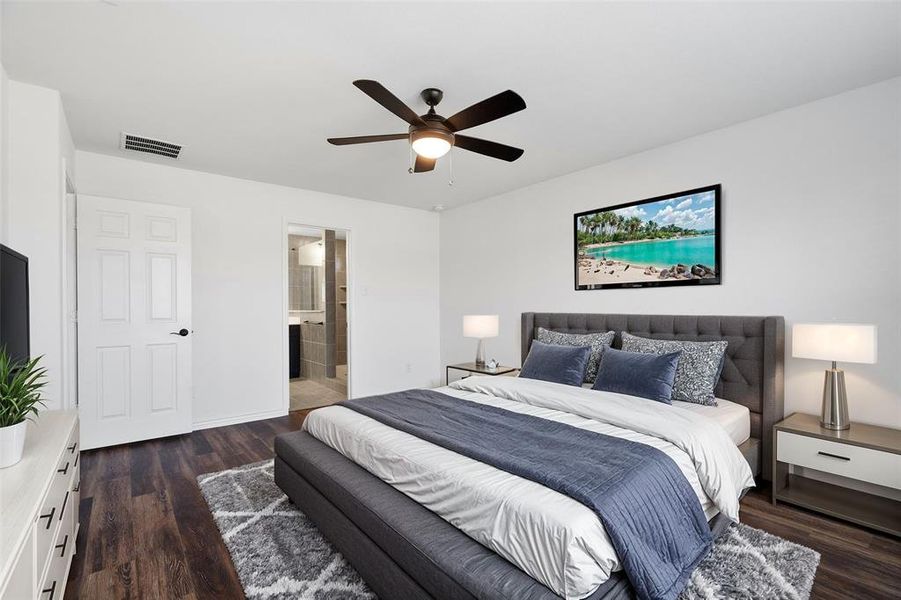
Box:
772, 412, 901, 537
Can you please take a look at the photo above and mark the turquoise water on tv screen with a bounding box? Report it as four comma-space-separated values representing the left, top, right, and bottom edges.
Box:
584, 235, 716, 269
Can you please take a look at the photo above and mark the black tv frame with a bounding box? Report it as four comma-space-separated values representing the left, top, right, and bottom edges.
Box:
573, 184, 722, 291
1, 243, 31, 362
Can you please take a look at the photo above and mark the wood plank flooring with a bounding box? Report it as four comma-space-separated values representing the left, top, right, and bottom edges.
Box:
65, 411, 308, 600
66, 411, 901, 599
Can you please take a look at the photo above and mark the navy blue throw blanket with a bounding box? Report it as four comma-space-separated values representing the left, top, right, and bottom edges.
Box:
341, 389, 712, 600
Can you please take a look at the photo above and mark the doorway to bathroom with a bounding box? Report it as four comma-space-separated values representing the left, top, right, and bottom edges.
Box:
285, 224, 350, 411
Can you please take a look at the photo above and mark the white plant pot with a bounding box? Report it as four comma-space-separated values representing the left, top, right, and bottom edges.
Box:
0, 421, 28, 468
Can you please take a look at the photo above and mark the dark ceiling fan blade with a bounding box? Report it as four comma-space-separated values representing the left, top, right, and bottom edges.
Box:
445, 90, 526, 132
353, 80, 426, 127
413, 155, 436, 173
327, 133, 408, 146
454, 135, 524, 162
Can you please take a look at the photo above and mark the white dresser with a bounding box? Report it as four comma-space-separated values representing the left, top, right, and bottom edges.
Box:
0, 411, 80, 600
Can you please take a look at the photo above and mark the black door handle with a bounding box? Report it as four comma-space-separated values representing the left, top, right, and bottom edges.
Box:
170, 328, 190, 337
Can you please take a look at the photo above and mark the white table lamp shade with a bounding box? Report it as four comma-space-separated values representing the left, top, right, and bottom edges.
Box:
792, 323, 877, 364
463, 315, 499, 339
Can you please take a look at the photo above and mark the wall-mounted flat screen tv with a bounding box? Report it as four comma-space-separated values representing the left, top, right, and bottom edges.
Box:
574, 184, 721, 290
0, 244, 31, 363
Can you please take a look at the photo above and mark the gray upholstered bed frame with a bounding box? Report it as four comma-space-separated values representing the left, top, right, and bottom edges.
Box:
274, 312, 784, 600
522, 312, 785, 480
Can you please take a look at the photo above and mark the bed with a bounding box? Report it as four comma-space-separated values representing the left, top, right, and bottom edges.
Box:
274, 312, 784, 600
521, 313, 784, 480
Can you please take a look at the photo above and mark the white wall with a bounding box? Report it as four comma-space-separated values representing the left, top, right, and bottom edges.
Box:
76, 152, 441, 428
440, 78, 901, 428
0, 65, 8, 244
6, 81, 74, 410
0, 4, 9, 243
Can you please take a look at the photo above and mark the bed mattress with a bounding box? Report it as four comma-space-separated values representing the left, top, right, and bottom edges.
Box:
672, 397, 750, 445
304, 377, 754, 600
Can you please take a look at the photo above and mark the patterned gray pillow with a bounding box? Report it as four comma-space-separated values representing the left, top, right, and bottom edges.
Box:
536, 327, 615, 384
620, 332, 727, 406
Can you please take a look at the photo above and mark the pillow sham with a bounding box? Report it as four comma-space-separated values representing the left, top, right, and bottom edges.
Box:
536, 328, 615, 384
620, 332, 727, 406
592, 347, 682, 404
519, 341, 591, 387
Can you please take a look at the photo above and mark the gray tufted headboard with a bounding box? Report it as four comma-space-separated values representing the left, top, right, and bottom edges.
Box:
522, 312, 784, 480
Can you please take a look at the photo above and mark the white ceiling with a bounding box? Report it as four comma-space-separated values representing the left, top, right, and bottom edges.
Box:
3, 1, 899, 210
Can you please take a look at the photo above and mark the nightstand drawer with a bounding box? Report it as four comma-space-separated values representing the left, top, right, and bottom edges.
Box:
777, 431, 901, 489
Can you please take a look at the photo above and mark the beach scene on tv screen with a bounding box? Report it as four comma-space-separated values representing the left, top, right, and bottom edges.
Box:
576, 189, 717, 287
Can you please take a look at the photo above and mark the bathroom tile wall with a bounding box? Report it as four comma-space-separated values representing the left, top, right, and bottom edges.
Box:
324, 230, 337, 379
300, 321, 328, 380
336, 238, 348, 366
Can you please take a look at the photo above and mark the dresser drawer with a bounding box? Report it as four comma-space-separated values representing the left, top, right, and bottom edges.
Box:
777, 431, 901, 490
37, 498, 73, 600
34, 438, 77, 580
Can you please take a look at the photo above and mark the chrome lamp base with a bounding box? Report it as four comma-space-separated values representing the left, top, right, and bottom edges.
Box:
474, 339, 485, 367
820, 363, 850, 430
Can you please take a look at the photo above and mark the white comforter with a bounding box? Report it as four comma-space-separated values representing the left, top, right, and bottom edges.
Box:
303, 377, 755, 600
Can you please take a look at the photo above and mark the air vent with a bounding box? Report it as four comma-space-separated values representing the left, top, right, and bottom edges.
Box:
119, 132, 182, 159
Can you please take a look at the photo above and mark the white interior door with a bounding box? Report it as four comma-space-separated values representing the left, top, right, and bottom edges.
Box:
77, 195, 192, 449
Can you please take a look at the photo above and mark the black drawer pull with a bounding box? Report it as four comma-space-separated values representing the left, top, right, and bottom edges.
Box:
60, 491, 69, 520
57, 462, 70, 475
39, 507, 56, 528
41, 580, 56, 599
55, 534, 69, 557
74, 453, 79, 467
817, 451, 850, 461
67, 443, 77, 453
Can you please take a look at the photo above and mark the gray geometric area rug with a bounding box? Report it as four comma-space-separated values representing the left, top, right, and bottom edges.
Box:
198, 460, 820, 600
198, 460, 374, 599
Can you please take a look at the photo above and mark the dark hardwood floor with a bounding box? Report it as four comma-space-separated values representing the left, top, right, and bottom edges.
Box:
66, 412, 901, 599
64, 410, 309, 600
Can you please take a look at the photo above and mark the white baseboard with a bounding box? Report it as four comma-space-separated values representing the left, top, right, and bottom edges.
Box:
192, 408, 288, 431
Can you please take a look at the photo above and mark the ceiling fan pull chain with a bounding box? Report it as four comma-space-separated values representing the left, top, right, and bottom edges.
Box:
408, 141, 414, 174
448, 147, 455, 187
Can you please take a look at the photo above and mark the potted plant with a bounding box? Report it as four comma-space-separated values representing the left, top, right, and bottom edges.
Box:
0, 350, 47, 468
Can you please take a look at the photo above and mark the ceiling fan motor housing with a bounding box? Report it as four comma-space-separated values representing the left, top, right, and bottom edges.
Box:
409, 114, 455, 147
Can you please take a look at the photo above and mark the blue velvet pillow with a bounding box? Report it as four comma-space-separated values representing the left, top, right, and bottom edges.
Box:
519, 341, 591, 387
592, 347, 682, 404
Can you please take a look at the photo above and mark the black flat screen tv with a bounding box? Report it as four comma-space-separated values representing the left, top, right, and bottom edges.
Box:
574, 184, 722, 290
0, 244, 30, 363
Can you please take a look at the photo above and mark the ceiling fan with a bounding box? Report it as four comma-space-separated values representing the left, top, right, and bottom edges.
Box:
327, 80, 526, 173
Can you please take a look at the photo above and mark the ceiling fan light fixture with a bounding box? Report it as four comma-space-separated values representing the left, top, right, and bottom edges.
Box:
327, 81, 525, 173
410, 129, 453, 159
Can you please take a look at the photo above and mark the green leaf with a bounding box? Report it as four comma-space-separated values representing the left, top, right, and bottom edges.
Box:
0, 348, 48, 428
